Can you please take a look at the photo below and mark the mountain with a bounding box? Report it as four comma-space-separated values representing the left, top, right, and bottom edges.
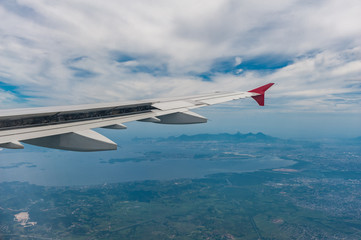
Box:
132, 132, 320, 148
164, 132, 279, 143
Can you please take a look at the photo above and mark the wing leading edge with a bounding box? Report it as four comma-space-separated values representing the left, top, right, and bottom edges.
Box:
0, 83, 274, 151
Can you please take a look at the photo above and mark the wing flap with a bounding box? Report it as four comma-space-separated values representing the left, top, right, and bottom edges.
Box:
0, 111, 157, 144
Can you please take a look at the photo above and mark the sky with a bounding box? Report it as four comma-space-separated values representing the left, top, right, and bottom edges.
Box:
0, 0, 360, 139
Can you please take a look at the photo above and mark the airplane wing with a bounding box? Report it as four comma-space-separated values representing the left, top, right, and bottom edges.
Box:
0, 83, 274, 151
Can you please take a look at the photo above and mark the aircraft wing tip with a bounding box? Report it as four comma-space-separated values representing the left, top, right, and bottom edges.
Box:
247, 83, 275, 106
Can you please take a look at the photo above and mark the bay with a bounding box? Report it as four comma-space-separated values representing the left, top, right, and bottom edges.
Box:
0, 139, 295, 186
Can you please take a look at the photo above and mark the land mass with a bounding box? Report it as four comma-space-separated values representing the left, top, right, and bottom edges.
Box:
1, 132, 361, 239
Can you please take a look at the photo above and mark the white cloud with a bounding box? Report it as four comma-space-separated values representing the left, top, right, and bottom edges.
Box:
0, 89, 19, 106
234, 57, 242, 66
0, 0, 360, 113
331, 61, 361, 76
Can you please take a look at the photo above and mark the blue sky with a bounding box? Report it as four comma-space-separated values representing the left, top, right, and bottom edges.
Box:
0, 0, 360, 138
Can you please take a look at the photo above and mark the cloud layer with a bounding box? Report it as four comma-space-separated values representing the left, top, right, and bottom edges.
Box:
0, 0, 360, 112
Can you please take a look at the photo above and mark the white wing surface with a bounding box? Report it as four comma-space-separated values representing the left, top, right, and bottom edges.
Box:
0, 83, 274, 151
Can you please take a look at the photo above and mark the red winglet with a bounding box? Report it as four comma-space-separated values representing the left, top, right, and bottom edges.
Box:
247, 83, 274, 106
